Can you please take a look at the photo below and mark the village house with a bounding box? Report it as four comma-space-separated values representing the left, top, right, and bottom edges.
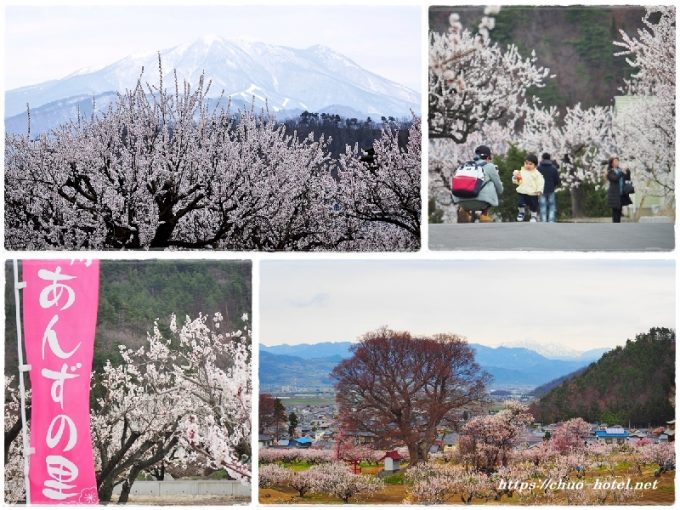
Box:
627, 429, 648, 443
442, 432, 459, 453
515, 428, 545, 449
315, 419, 334, 431
595, 425, 629, 444
314, 439, 335, 450
543, 423, 559, 434
259, 434, 273, 448
295, 437, 313, 448
346, 430, 379, 447
664, 420, 675, 442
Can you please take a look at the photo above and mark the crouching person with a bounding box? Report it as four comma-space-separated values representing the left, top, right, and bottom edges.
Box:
453, 145, 504, 222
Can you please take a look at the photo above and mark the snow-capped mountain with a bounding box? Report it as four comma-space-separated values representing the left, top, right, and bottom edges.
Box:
505, 340, 610, 361
5, 36, 419, 129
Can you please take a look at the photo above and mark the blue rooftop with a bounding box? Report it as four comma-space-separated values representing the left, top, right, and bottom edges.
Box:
595, 430, 629, 438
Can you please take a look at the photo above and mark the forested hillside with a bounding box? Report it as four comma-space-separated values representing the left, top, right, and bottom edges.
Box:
283, 112, 411, 157
430, 5, 646, 109
530, 367, 588, 398
530, 328, 675, 426
4, 260, 251, 373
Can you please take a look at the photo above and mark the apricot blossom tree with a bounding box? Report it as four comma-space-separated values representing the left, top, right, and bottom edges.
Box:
429, 7, 550, 143
613, 6, 675, 203
91, 313, 251, 502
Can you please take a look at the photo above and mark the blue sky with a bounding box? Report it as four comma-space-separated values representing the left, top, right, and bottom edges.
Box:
260, 260, 676, 350
5, 5, 421, 91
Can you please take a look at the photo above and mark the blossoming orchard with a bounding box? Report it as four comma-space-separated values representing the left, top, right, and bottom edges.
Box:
5, 313, 252, 504
5, 59, 421, 251
258, 329, 675, 504
259, 401, 675, 505
429, 6, 675, 222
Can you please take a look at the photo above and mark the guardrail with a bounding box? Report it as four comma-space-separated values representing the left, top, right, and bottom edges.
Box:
112, 480, 250, 498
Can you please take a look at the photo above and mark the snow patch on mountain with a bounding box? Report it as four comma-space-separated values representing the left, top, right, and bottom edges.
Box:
5, 36, 419, 120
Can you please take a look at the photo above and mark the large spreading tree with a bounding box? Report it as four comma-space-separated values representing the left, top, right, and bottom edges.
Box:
331, 328, 489, 465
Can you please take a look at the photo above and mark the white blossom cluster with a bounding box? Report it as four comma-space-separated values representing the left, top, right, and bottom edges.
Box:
401, 436, 668, 505
5, 66, 421, 251
520, 103, 616, 190
338, 120, 421, 251
612, 6, 675, 202
429, 7, 551, 144
89, 313, 251, 501
3, 377, 29, 504
259, 462, 384, 503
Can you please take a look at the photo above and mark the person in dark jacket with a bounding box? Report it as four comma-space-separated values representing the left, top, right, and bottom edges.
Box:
537, 153, 561, 222
606, 156, 632, 223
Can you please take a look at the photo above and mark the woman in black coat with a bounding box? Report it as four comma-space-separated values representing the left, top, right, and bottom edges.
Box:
606, 156, 632, 223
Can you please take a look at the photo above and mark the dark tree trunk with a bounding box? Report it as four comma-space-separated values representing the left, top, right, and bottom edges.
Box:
149, 218, 176, 248
117, 465, 142, 504
407, 443, 426, 465
98, 479, 115, 503
97, 428, 141, 502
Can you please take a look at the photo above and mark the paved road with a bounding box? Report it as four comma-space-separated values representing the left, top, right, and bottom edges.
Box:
429, 223, 675, 251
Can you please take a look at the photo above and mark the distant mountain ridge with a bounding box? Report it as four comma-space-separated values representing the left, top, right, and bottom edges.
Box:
260, 341, 608, 390
5, 36, 419, 135
261, 342, 354, 359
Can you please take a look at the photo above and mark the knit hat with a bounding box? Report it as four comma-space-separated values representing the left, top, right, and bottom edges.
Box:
525, 154, 539, 165
475, 145, 491, 159
541, 152, 551, 160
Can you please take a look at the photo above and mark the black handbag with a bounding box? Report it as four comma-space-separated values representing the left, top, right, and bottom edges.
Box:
623, 182, 635, 195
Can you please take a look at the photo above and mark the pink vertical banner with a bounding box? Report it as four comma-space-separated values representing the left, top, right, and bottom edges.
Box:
22, 260, 100, 504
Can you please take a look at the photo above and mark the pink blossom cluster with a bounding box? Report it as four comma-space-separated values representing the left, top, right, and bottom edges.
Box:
458, 401, 534, 471
258, 448, 333, 465
305, 463, 384, 503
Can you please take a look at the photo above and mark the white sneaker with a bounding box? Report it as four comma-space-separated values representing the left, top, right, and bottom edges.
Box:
516, 212, 525, 222
530, 216, 537, 223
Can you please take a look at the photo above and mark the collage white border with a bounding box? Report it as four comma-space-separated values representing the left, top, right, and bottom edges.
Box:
0, 0, 677, 508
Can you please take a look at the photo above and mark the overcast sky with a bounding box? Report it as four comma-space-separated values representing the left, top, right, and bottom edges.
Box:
260, 260, 675, 351
4, 5, 421, 91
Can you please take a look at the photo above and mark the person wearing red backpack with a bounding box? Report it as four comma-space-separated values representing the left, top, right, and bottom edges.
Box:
452, 145, 503, 222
